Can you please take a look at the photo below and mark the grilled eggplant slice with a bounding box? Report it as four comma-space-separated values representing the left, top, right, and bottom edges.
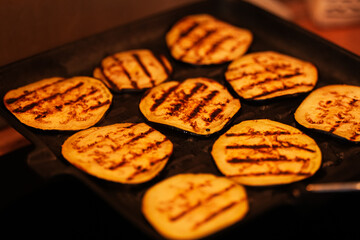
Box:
3, 76, 112, 131
295, 84, 360, 142
211, 119, 322, 186
93, 49, 172, 92
166, 14, 253, 65
225, 51, 318, 100
61, 123, 173, 184
142, 173, 248, 240
139, 77, 241, 136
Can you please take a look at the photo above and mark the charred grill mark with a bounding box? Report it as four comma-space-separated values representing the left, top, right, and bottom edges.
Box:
226, 58, 316, 99
76, 126, 166, 172
125, 128, 155, 145
208, 108, 223, 122
99, 65, 121, 91
225, 130, 292, 137
150, 84, 180, 111
307, 99, 347, 131
169, 82, 206, 113
111, 55, 139, 89
109, 138, 170, 170
35, 111, 49, 119
350, 129, 360, 141
127, 166, 149, 180
89, 99, 111, 110
226, 142, 316, 152
132, 53, 154, 86
169, 183, 236, 222
227, 155, 310, 163
179, 29, 217, 60
132, 53, 151, 78
228, 170, 312, 177
64, 87, 98, 107
108, 160, 127, 170
126, 155, 171, 180
251, 82, 315, 99
187, 90, 219, 121
209, 35, 233, 54
170, 21, 200, 49
152, 53, 172, 76
14, 102, 38, 113
227, 59, 303, 81
5, 78, 68, 104
236, 72, 304, 91
74, 126, 136, 154
329, 123, 340, 133
226, 64, 250, 72
305, 114, 324, 124
13, 82, 84, 113
192, 200, 241, 230
226, 71, 262, 82
349, 98, 359, 106
316, 96, 359, 135
282, 72, 303, 78
150, 153, 170, 166
264, 63, 292, 73
196, 35, 233, 64
33, 87, 100, 119
124, 123, 137, 128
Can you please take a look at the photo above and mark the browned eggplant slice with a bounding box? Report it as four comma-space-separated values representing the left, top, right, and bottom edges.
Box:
93, 49, 172, 92
211, 119, 322, 186
142, 173, 249, 239
295, 84, 360, 142
225, 51, 318, 100
3, 76, 112, 131
166, 14, 252, 65
61, 123, 173, 184
139, 77, 241, 136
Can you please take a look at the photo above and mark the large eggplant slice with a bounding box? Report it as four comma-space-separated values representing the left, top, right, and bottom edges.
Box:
139, 77, 241, 136
62, 123, 173, 184
211, 119, 322, 186
3, 76, 112, 131
142, 173, 249, 240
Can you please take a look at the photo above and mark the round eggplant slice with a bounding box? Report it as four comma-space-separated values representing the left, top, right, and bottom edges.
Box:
166, 14, 253, 65
93, 49, 172, 92
225, 51, 318, 101
3, 76, 112, 131
142, 173, 249, 240
62, 123, 173, 184
295, 84, 360, 142
139, 77, 241, 136
211, 119, 322, 186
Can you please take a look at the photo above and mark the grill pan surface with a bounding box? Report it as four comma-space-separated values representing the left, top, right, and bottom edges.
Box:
1, 0, 360, 239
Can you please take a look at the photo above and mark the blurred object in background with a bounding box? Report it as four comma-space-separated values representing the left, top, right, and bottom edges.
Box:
244, 0, 295, 20
0, 0, 201, 67
306, 0, 360, 28
246, 0, 360, 55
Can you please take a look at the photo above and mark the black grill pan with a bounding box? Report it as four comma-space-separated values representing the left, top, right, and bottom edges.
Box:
1, 0, 360, 239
